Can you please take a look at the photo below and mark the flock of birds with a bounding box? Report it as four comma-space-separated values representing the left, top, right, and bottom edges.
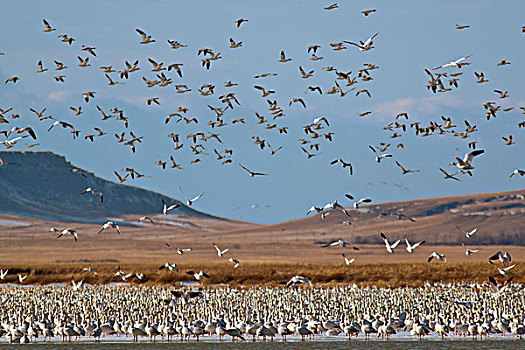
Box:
0, 283, 524, 343
0, 4, 524, 344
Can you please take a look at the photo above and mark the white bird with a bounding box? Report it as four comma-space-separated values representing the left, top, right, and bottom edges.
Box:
1, 135, 28, 149
80, 187, 104, 202
405, 238, 425, 253
461, 244, 479, 256
488, 275, 513, 295
82, 267, 97, 276
138, 216, 155, 224
228, 258, 240, 268
179, 186, 205, 206
321, 240, 359, 250
165, 243, 192, 255
313, 116, 329, 126
286, 275, 312, 287
306, 206, 323, 216
341, 254, 356, 265
0, 269, 8, 279
456, 225, 478, 238
380, 232, 401, 253
450, 149, 484, 172
428, 252, 446, 262
345, 194, 372, 209
114, 268, 133, 282
97, 221, 120, 235
489, 260, 516, 276
186, 270, 210, 281
509, 169, 525, 178
489, 251, 512, 264
52, 228, 78, 242
162, 199, 180, 215
433, 55, 472, 70
18, 274, 27, 283
71, 279, 83, 291
343, 33, 378, 51
323, 200, 351, 217
213, 243, 229, 257
159, 262, 179, 272
369, 145, 392, 163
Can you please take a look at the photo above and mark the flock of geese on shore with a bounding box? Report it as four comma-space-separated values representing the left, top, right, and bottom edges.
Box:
0, 282, 524, 343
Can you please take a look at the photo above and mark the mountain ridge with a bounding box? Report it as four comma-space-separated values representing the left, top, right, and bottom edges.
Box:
0, 151, 214, 223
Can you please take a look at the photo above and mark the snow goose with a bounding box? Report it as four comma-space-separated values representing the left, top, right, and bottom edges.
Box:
428, 252, 446, 262
380, 232, 401, 253
405, 238, 425, 253
97, 221, 120, 234
213, 243, 229, 257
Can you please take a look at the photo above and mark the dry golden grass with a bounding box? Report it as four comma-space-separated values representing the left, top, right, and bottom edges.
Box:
1, 262, 522, 288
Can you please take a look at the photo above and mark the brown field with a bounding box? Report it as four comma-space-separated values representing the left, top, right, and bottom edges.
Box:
0, 195, 523, 287
0, 261, 523, 288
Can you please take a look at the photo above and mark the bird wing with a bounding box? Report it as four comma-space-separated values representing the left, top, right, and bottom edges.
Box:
464, 149, 485, 163
391, 239, 401, 249
190, 192, 205, 202
466, 228, 477, 237
413, 241, 425, 248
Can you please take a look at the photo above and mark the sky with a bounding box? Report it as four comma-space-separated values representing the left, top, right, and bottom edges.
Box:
0, 0, 524, 224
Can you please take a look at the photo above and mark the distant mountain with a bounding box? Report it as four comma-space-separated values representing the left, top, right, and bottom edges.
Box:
0, 151, 212, 223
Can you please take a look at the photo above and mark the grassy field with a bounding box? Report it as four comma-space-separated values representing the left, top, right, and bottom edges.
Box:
0, 206, 522, 288
1, 261, 522, 288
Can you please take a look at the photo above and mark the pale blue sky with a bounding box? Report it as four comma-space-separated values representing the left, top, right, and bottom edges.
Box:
1, 0, 524, 223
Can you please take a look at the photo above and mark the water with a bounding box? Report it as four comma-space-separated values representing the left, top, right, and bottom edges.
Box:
0, 339, 523, 349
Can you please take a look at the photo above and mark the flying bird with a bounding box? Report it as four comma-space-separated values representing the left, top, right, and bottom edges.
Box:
162, 199, 180, 215
53, 228, 78, 242
186, 270, 210, 281
213, 243, 229, 257
80, 187, 103, 202
433, 55, 472, 70
286, 275, 312, 287
455, 225, 478, 238
341, 254, 356, 265
405, 238, 425, 253
239, 164, 268, 177
136, 28, 156, 44
166, 243, 192, 255
380, 232, 401, 254
489, 260, 517, 277
179, 186, 205, 206
97, 221, 120, 235
428, 252, 446, 262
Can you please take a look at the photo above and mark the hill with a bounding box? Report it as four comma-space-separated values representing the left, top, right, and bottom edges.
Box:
0, 151, 212, 223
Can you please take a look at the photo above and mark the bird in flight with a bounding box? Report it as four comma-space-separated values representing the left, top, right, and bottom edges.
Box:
52, 228, 78, 242
162, 199, 180, 215
213, 243, 229, 257
239, 164, 268, 177
98, 221, 120, 235
405, 238, 425, 253
433, 55, 472, 70
380, 232, 401, 254
179, 186, 205, 206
